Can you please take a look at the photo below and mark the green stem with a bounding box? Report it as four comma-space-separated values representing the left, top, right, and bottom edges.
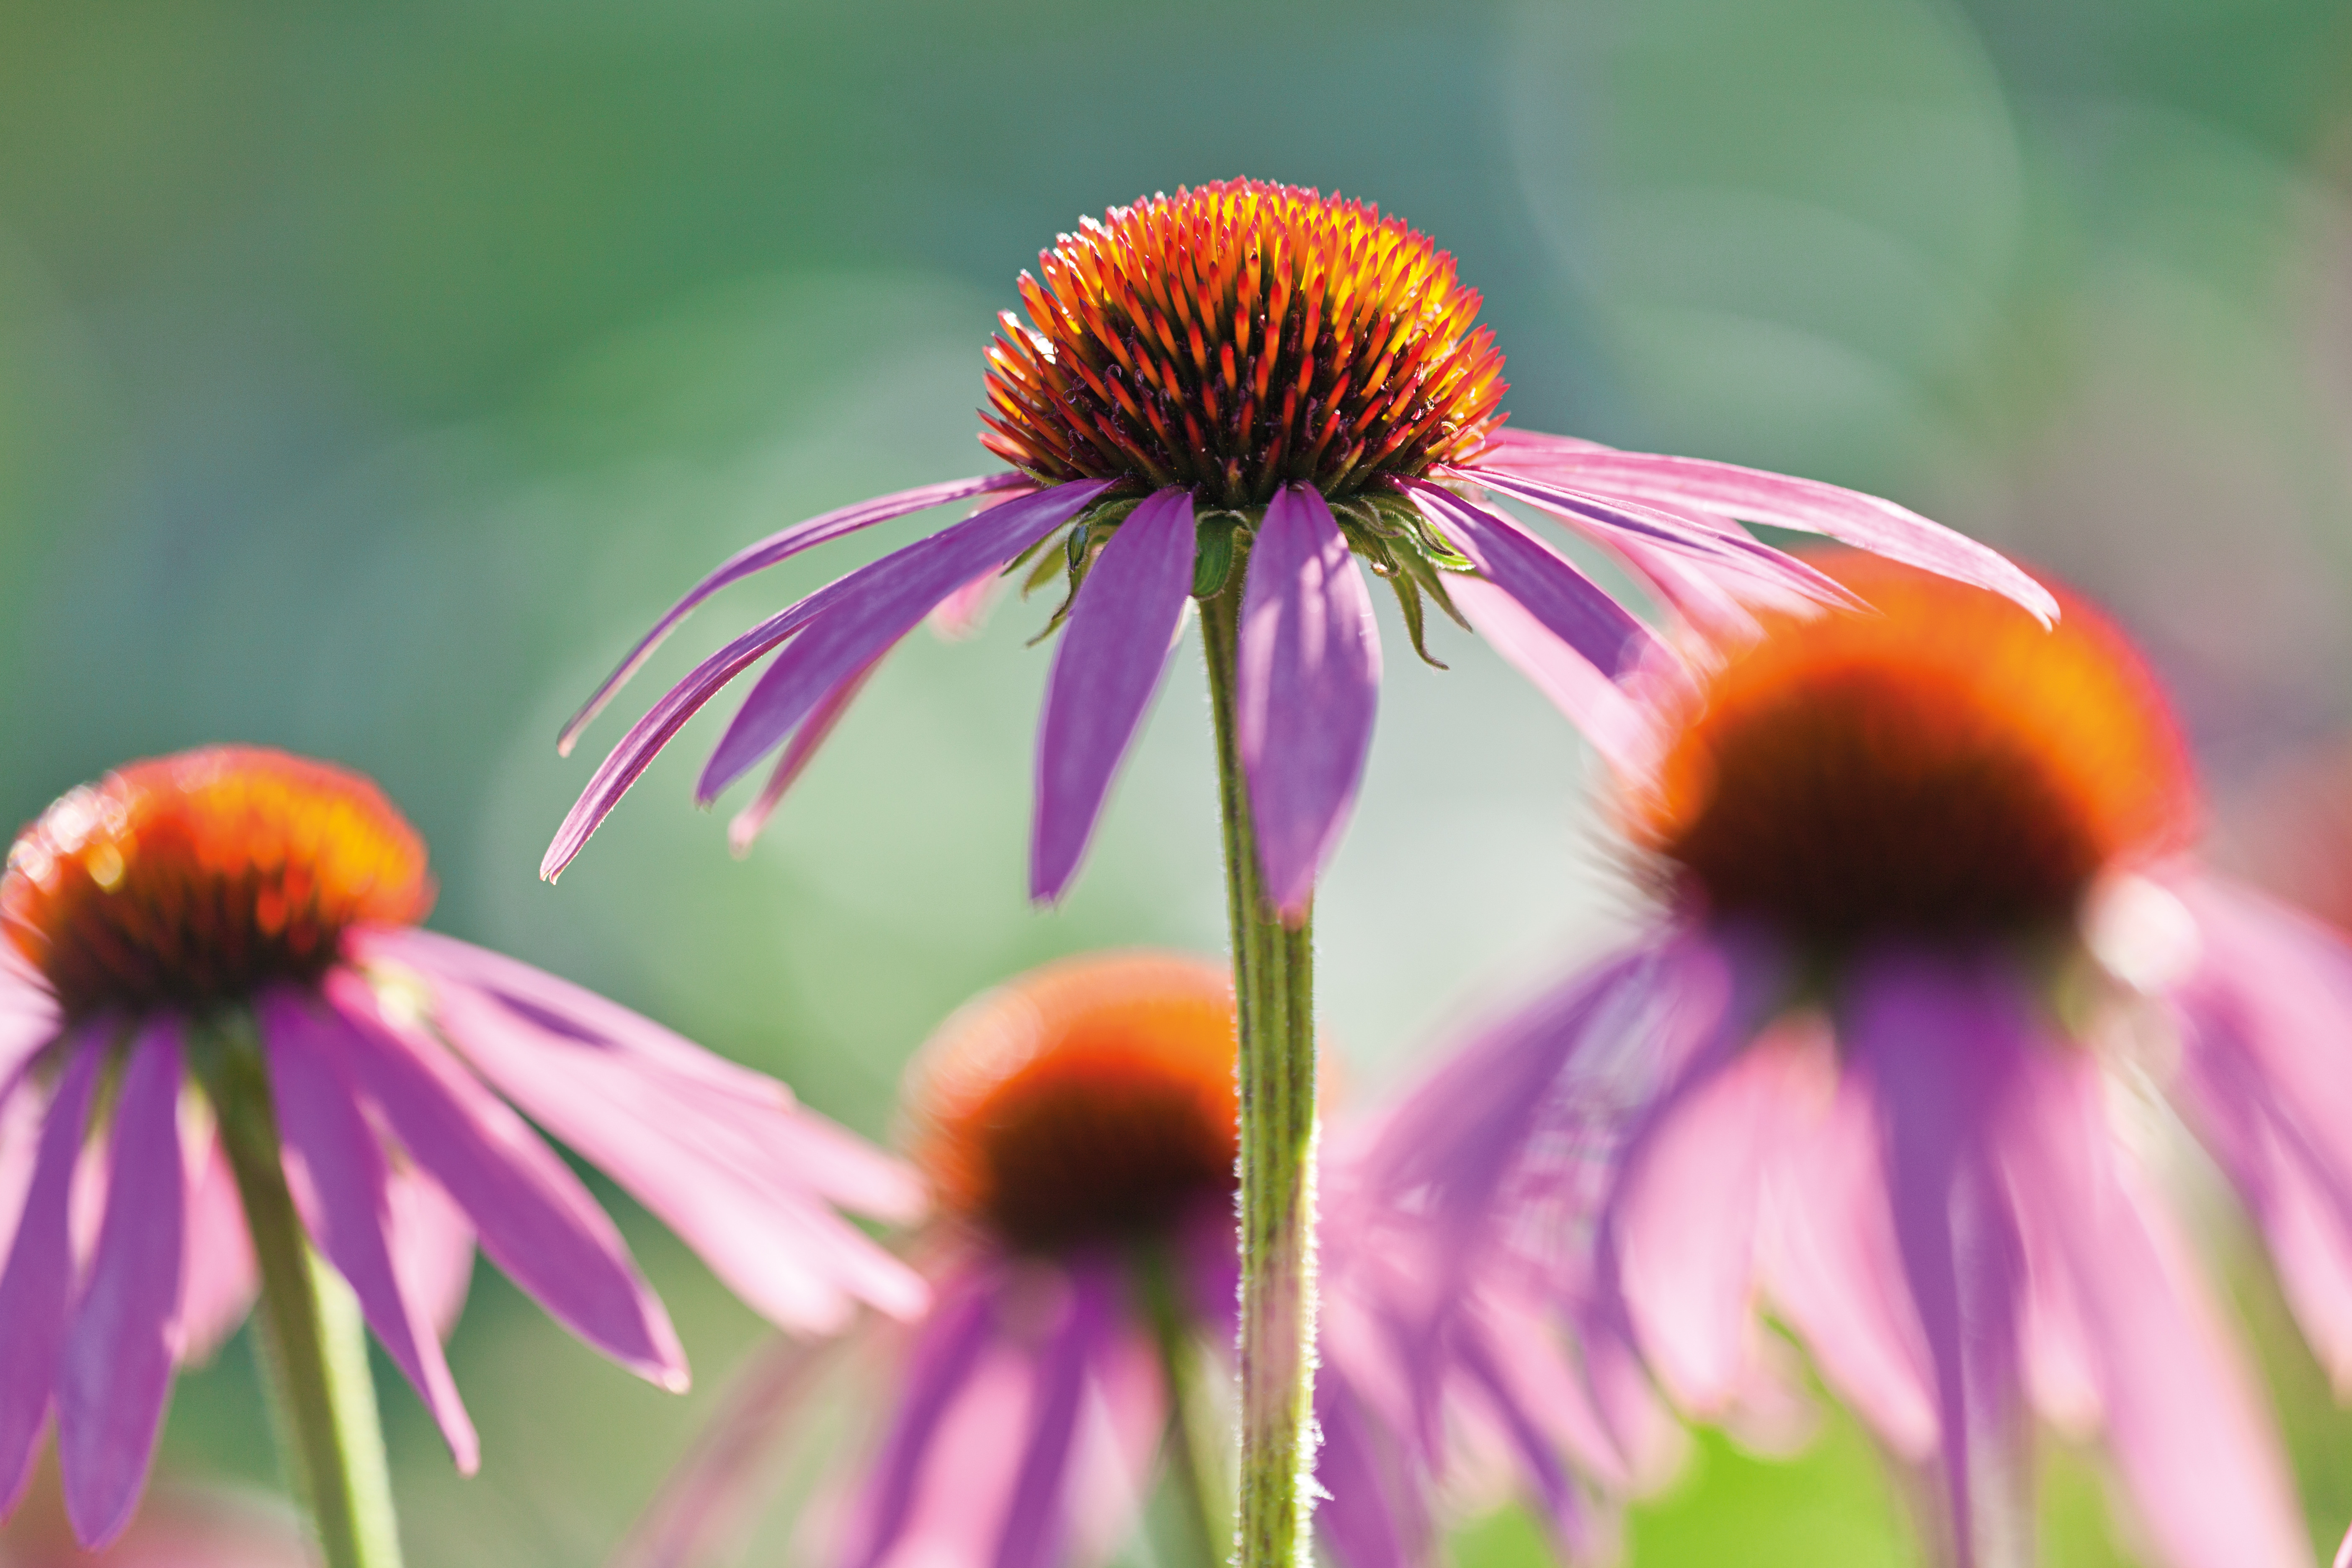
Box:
1198, 585, 1321, 1568
1138, 1246, 1230, 1568
198, 1019, 405, 1568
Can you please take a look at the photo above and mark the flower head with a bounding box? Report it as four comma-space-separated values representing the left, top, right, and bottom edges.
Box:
544, 179, 2051, 920
1377, 565, 2349, 1568
0, 746, 926, 1550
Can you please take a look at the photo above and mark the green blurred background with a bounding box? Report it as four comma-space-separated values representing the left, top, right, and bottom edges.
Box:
3, 0, 2351, 1560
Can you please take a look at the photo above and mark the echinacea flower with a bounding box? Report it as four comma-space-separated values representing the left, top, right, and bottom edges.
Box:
1375, 557, 2348, 1567
614, 951, 1443, 1568
542, 178, 2050, 908
0, 746, 926, 1553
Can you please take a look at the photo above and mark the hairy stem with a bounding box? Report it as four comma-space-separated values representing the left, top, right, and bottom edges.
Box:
200, 1019, 405, 1568
1198, 585, 1321, 1568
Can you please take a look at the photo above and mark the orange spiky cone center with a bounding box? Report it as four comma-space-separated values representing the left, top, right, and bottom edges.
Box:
1632, 555, 2196, 950
2, 746, 432, 1019
980, 179, 1507, 509
903, 952, 1238, 1254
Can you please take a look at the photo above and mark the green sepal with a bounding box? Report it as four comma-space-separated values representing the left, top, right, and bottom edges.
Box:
1192, 513, 1249, 600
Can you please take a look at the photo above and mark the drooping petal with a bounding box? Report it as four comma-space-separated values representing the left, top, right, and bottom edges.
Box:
559, 473, 1026, 755
1315, 1366, 1433, 1568
1445, 575, 1658, 776
262, 999, 478, 1471
728, 654, 887, 856
1468, 443, 2058, 624
0, 1037, 103, 1514
175, 1115, 256, 1364
0, 981, 56, 1098
1238, 483, 1381, 920
1841, 957, 2029, 1566
2000, 1044, 2308, 1568
426, 976, 927, 1331
846, 1265, 1003, 1568
296, 976, 686, 1390
1030, 487, 1198, 902
543, 478, 1112, 879
992, 1262, 1115, 1568
387, 1167, 475, 1341
58, 1018, 185, 1548
698, 480, 1116, 804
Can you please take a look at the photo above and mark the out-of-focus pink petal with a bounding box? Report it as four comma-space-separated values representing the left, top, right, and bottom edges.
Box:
1400, 479, 1663, 682
0, 986, 55, 1098
1444, 575, 1657, 774
58, 1019, 185, 1548
1031, 487, 1197, 903
559, 472, 1025, 756
611, 1333, 841, 1568
0, 1040, 103, 1515
1755, 1055, 1938, 1460
991, 1262, 1114, 1568
1843, 957, 2027, 1567
2000, 1046, 2308, 1568
1469, 446, 2058, 624
0, 1086, 46, 1284
263, 996, 480, 1471
428, 977, 927, 1331
697, 481, 1115, 805
544, 478, 1111, 879
173, 1116, 254, 1365
1610, 1044, 1798, 1413
844, 1266, 1005, 1568
1238, 483, 1382, 921
357, 928, 926, 1227
727, 654, 886, 856
929, 570, 1003, 642
303, 975, 686, 1390
387, 1168, 475, 1341
1316, 1367, 1432, 1568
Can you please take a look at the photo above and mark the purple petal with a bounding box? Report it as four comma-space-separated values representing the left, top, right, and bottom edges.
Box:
1470, 447, 2058, 624
292, 976, 687, 1390
1031, 487, 1198, 902
992, 1262, 1115, 1568
1238, 484, 1382, 920
0, 1036, 103, 1514
387, 1168, 475, 1341
727, 653, 887, 856
847, 1265, 1003, 1568
1842, 957, 2029, 1563
1999, 1044, 2306, 1568
1398, 479, 1658, 683
1314, 1370, 1430, 1568
175, 1121, 256, 1364
542, 478, 1111, 880
263, 1002, 479, 1471
558, 472, 1024, 756
1444, 576, 1656, 775
0, 1088, 44, 1289
58, 1019, 185, 1548
426, 977, 927, 1331
696, 480, 1116, 804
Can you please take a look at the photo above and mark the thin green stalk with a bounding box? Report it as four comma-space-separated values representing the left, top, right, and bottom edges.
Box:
1198, 585, 1321, 1568
197, 1019, 405, 1568
1137, 1246, 1230, 1568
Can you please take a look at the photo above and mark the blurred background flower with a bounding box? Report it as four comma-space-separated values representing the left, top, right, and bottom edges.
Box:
1, 0, 2348, 1560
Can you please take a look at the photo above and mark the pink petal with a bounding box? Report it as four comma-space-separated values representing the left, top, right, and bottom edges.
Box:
1610, 1045, 1789, 1413
991, 1262, 1115, 1568
428, 977, 927, 1330
59, 1019, 186, 1548
542, 478, 1109, 880
1444, 576, 1657, 776
387, 1167, 475, 1341
728, 653, 887, 856
1316, 1369, 1432, 1568
1238, 483, 1382, 921
1399, 479, 1660, 680
928, 571, 1004, 642
174, 1118, 256, 1364
696, 480, 1116, 804
0, 1083, 46, 1283
263, 999, 479, 1470
0, 982, 56, 1094
299, 976, 686, 1390
559, 472, 1024, 756
1030, 487, 1198, 902
0, 1038, 103, 1515
845, 1266, 1005, 1568
2000, 1047, 2308, 1568
1475, 447, 2057, 624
